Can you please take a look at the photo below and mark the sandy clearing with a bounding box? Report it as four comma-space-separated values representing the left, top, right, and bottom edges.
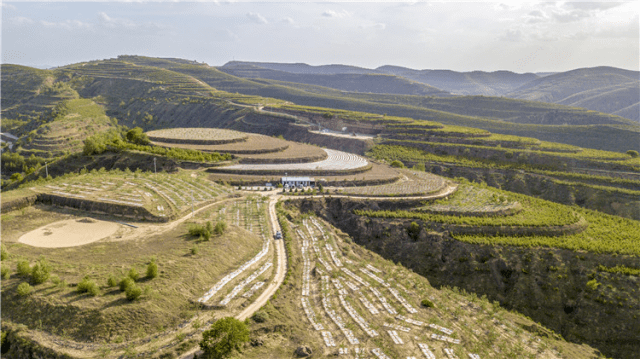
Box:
18, 218, 122, 248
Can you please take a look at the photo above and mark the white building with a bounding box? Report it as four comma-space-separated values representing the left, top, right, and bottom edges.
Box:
281, 176, 315, 187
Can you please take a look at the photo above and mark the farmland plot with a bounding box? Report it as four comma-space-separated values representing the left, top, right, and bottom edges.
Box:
339, 169, 447, 197
147, 128, 248, 144
418, 184, 521, 216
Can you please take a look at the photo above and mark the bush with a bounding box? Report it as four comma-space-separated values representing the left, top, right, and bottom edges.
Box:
586, 279, 601, 291
390, 160, 405, 168
126, 127, 150, 145
407, 222, 421, 241
191, 245, 200, 255
421, 299, 435, 308
252, 311, 269, 323
77, 277, 100, 296
128, 268, 139, 281
189, 224, 211, 241
125, 284, 142, 301
17, 282, 33, 297
1, 244, 8, 261
31, 258, 51, 284
119, 277, 135, 292
107, 275, 119, 287
1, 265, 10, 280
16, 260, 31, 276
627, 150, 639, 158
146, 260, 158, 279
214, 221, 227, 236
200, 317, 250, 359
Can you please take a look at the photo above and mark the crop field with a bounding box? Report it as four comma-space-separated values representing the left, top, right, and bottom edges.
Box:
219, 149, 369, 173
357, 187, 581, 228
418, 184, 521, 216
13, 169, 229, 220
237, 142, 328, 164
273, 216, 573, 359
338, 170, 447, 197
146, 128, 248, 144
153, 133, 289, 154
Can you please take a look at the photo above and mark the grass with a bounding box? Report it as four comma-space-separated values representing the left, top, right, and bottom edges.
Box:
418, 183, 520, 215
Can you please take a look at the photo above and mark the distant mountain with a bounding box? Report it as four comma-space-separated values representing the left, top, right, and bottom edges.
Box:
507, 67, 640, 122
219, 62, 451, 97
376, 66, 540, 96
224, 61, 379, 75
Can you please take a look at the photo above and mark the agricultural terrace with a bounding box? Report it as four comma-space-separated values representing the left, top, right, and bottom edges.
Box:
0, 197, 275, 354
208, 162, 401, 187
217, 149, 369, 173
152, 132, 289, 154
14, 169, 228, 221
338, 169, 448, 197
146, 128, 248, 145
417, 184, 522, 216
237, 142, 328, 164
272, 215, 571, 358
356, 187, 582, 228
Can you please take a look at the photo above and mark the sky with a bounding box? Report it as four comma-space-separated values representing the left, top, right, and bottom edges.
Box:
2, 1, 639, 73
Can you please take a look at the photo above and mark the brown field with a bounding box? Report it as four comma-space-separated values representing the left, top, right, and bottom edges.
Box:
208, 162, 401, 186
151, 133, 289, 154
338, 169, 447, 197
237, 142, 327, 164
146, 128, 247, 145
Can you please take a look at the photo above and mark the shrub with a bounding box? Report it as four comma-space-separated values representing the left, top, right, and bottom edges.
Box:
128, 268, 139, 281
189, 223, 211, 241
17, 282, 33, 297
16, 260, 31, 276
421, 299, 435, 308
146, 260, 158, 279
1, 244, 8, 261
119, 277, 135, 292
107, 275, 119, 287
125, 285, 142, 301
407, 222, 421, 241
586, 279, 601, 291
252, 311, 269, 323
125, 127, 150, 145
31, 258, 51, 284
214, 221, 227, 236
77, 277, 100, 296
390, 160, 405, 168
191, 245, 200, 255
1, 265, 10, 280
627, 150, 639, 158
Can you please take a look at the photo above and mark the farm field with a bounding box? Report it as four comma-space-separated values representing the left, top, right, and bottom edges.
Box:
0, 195, 279, 358
338, 169, 448, 197
152, 132, 289, 154
218, 149, 369, 173
239, 210, 599, 359
6, 169, 229, 221
236, 142, 328, 164
417, 183, 521, 216
208, 162, 401, 187
146, 128, 248, 144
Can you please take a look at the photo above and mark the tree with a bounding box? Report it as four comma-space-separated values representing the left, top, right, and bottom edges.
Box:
31, 258, 51, 284
627, 150, 639, 158
17, 282, 33, 297
126, 127, 150, 145
214, 221, 227, 236
199, 317, 250, 359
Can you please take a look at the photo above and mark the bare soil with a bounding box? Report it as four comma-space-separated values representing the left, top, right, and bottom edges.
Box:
18, 217, 124, 248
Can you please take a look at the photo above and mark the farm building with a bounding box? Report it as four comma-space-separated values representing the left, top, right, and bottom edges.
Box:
281, 177, 315, 187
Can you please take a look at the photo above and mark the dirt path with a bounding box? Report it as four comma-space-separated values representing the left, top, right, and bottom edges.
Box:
179, 195, 286, 359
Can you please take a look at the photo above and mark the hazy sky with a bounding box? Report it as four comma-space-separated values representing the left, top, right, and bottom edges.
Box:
2, 1, 638, 73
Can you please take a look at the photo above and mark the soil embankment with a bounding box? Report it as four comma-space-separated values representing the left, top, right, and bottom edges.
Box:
288, 197, 640, 359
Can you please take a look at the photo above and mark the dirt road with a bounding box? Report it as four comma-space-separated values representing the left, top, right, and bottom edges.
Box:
179, 195, 286, 359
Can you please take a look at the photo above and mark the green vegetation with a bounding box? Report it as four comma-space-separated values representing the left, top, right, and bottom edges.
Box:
199, 317, 250, 359
30, 257, 51, 284
16, 260, 31, 276
421, 298, 435, 308
597, 265, 640, 276
16, 282, 33, 297
77, 277, 100, 296
146, 260, 159, 279
189, 222, 213, 241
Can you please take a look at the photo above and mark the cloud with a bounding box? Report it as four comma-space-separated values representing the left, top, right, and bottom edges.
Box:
321, 9, 351, 18
41, 19, 92, 30
8, 16, 34, 26
280, 17, 294, 24
499, 28, 523, 42
359, 22, 386, 30
563, 2, 624, 12
2, 3, 16, 10
246, 12, 268, 24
